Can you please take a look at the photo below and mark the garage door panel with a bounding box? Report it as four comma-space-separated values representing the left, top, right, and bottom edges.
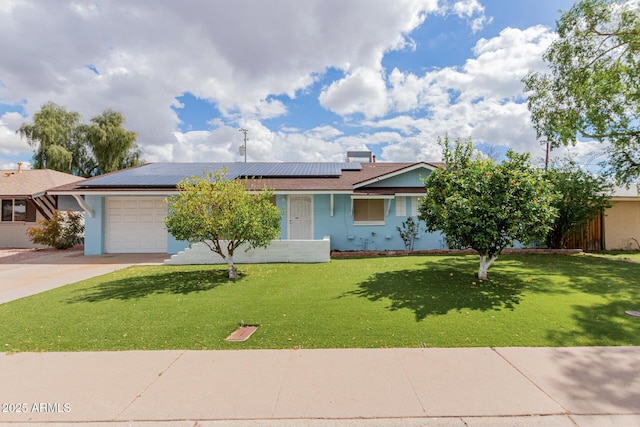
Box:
122, 200, 139, 209
106, 197, 168, 253
123, 214, 139, 223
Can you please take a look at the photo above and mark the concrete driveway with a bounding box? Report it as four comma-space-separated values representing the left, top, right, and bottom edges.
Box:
0, 250, 167, 304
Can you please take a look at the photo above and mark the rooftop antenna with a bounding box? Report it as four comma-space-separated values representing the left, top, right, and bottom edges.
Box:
239, 128, 248, 163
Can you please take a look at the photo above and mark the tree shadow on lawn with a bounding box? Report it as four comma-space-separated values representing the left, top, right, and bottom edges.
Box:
547, 299, 640, 346
344, 257, 526, 321
67, 269, 232, 303
531, 254, 640, 293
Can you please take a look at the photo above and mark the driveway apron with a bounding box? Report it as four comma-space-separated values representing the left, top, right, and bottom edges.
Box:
0, 251, 167, 304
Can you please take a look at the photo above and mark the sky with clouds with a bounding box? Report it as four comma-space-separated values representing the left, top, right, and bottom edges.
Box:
0, 0, 604, 171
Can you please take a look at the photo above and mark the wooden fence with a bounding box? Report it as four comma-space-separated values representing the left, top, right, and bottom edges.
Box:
565, 213, 604, 251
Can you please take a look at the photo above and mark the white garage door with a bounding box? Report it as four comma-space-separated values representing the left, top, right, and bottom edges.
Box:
106, 197, 168, 253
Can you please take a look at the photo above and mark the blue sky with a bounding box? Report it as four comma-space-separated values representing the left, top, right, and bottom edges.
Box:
2, 0, 601, 171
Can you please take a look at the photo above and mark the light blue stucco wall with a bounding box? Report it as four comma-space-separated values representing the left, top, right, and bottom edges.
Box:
57, 195, 83, 211
275, 192, 443, 251
361, 168, 431, 188
310, 194, 443, 251
84, 195, 105, 255
168, 233, 188, 254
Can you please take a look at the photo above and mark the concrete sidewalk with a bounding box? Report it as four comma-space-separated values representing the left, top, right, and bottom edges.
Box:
0, 251, 167, 304
1, 346, 638, 426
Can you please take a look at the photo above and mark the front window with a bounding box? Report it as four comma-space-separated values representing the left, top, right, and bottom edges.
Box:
395, 196, 407, 217
411, 196, 420, 217
354, 199, 385, 225
1, 199, 27, 222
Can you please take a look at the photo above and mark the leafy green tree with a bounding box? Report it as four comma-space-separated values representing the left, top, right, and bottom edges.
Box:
419, 136, 557, 279
83, 110, 141, 175
523, 0, 640, 184
545, 160, 613, 248
17, 102, 142, 177
17, 102, 81, 174
164, 170, 282, 279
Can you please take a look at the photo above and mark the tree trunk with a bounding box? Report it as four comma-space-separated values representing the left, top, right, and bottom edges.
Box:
478, 254, 498, 280
226, 253, 240, 279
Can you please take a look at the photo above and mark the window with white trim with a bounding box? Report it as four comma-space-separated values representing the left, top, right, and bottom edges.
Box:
354, 199, 385, 225
395, 196, 406, 217
410, 196, 420, 217
1, 199, 27, 222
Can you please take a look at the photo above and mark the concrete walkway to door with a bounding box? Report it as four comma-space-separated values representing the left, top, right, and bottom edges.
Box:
0, 250, 167, 304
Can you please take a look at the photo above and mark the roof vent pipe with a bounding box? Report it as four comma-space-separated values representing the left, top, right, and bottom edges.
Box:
17, 162, 23, 173
372, 154, 376, 163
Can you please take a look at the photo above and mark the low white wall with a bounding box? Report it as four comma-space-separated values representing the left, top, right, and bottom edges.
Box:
165, 236, 331, 265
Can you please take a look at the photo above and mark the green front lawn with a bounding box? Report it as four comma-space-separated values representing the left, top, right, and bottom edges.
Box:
1, 254, 639, 351
592, 251, 640, 263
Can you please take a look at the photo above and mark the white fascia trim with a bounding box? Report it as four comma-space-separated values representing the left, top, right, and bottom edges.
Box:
350, 195, 394, 199
353, 163, 437, 189
51, 189, 356, 197
48, 191, 176, 196
273, 190, 352, 195
354, 221, 385, 226
395, 193, 426, 197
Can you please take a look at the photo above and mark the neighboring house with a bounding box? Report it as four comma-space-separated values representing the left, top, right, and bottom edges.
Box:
565, 185, 640, 251
49, 157, 445, 256
603, 185, 640, 250
0, 164, 85, 248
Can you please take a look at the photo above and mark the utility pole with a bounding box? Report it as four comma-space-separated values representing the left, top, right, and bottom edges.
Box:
238, 128, 248, 163
541, 140, 549, 171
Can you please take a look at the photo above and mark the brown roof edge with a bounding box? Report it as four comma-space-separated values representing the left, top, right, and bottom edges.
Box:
351, 162, 438, 186
353, 187, 426, 195
46, 162, 438, 194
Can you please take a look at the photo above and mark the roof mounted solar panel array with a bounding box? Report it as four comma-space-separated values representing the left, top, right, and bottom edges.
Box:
80, 162, 363, 187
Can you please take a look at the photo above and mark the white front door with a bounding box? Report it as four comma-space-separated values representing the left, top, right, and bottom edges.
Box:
288, 195, 313, 240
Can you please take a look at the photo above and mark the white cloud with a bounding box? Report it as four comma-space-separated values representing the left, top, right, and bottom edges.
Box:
0, 0, 445, 163
452, 0, 483, 17
450, 0, 493, 32
319, 68, 390, 119
357, 25, 560, 162
69, 1, 99, 18
0, 112, 30, 157
1, 1, 596, 171
0, 0, 28, 14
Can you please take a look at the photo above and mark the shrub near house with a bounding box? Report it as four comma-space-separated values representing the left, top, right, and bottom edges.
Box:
27, 210, 84, 249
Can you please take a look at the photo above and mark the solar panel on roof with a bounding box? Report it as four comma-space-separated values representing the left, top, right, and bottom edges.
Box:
80, 162, 363, 188
341, 162, 363, 171
236, 163, 346, 177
